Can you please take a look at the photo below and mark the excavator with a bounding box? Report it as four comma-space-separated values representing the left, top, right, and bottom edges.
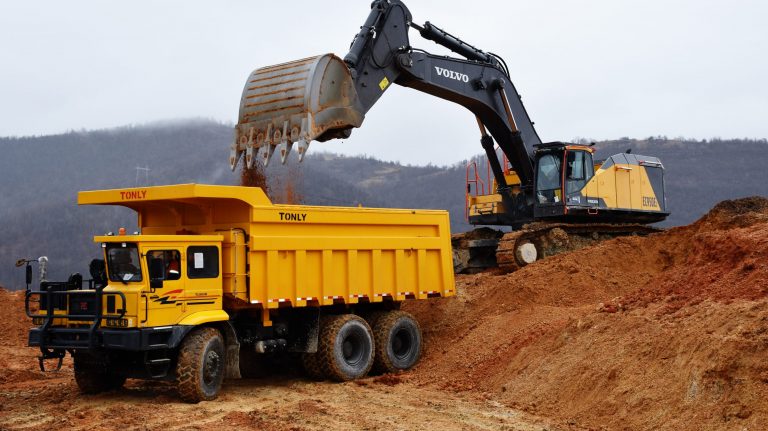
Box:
229, 0, 669, 272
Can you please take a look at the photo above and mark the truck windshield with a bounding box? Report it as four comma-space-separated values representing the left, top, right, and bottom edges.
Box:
106, 243, 143, 282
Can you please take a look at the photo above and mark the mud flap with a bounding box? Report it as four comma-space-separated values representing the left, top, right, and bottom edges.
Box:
219, 322, 242, 380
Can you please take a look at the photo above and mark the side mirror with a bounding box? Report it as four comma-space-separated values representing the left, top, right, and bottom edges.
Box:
26, 265, 32, 285
149, 258, 164, 289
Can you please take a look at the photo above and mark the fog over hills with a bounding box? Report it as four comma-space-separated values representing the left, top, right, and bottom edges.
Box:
1, 119, 766, 288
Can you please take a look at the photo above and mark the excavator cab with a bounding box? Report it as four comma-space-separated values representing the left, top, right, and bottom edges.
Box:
533, 143, 597, 219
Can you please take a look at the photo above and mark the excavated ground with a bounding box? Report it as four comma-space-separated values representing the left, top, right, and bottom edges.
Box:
2, 197, 767, 430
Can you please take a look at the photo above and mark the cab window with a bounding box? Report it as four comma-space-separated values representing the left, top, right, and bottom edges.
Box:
187, 246, 219, 279
105, 243, 142, 282
536, 153, 563, 203
146, 250, 181, 281
536, 153, 562, 191
565, 151, 595, 194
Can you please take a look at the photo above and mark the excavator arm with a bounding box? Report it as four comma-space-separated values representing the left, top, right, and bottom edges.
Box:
232, 0, 543, 220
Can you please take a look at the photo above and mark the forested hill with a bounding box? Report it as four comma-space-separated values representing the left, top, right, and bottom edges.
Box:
1, 119, 766, 288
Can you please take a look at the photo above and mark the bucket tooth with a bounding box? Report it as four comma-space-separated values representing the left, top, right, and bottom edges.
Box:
260, 144, 276, 167
233, 134, 249, 170
229, 145, 242, 171
262, 124, 281, 167
279, 121, 292, 165
297, 116, 311, 162
245, 146, 254, 168
279, 141, 293, 165
296, 139, 310, 162
245, 127, 256, 169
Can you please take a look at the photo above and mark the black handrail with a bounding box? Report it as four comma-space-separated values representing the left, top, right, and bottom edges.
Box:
25, 283, 127, 353
25, 289, 127, 320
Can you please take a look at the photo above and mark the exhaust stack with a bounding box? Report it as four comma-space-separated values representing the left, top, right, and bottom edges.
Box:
231, 54, 364, 170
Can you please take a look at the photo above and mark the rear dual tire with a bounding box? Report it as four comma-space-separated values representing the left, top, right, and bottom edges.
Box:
302, 311, 423, 381
316, 314, 375, 381
369, 311, 422, 373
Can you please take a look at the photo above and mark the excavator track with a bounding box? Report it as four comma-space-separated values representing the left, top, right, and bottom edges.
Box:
495, 223, 663, 272
452, 228, 504, 274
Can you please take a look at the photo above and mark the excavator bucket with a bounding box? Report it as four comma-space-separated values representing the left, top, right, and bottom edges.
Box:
231, 54, 364, 169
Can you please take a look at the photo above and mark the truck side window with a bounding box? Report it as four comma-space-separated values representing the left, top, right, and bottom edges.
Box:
187, 246, 219, 279
147, 250, 181, 281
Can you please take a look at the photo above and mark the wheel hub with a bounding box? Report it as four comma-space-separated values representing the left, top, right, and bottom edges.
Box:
342, 333, 364, 366
203, 350, 221, 385
392, 328, 412, 359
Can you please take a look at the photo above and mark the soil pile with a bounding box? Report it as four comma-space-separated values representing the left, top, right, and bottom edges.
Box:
0, 288, 73, 387
405, 196, 768, 430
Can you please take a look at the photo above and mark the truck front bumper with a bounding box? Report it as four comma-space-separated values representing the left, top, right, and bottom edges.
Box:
28, 325, 192, 352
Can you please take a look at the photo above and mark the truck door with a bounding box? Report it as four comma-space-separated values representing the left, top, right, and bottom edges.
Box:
143, 249, 184, 327
183, 244, 222, 312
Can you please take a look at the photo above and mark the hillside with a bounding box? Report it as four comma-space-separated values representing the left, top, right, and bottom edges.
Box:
1, 120, 766, 287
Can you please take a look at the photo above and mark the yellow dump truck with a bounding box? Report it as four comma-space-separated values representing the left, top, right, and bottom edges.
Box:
26, 184, 454, 402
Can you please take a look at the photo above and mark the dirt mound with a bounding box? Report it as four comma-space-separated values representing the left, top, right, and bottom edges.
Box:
697, 196, 768, 229
405, 196, 768, 430
0, 288, 73, 387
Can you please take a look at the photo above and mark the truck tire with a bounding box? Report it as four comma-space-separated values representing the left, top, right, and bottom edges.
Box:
317, 314, 374, 381
73, 354, 126, 394
371, 311, 422, 373
176, 327, 225, 403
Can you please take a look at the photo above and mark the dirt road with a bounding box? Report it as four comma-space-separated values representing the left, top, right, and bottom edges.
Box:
0, 289, 556, 431
0, 360, 554, 431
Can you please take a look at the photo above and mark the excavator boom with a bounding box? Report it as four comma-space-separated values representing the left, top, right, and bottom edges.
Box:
230, 0, 541, 214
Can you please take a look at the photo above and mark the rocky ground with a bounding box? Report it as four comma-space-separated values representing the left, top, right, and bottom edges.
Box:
2, 197, 767, 430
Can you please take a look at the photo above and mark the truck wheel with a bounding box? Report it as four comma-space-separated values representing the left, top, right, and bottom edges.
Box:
176, 327, 225, 403
74, 354, 126, 394
317, 314, 374, 381
371, 311, 422, 373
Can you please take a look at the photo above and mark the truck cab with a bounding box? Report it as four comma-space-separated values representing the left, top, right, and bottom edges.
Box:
99, 235, 224, 330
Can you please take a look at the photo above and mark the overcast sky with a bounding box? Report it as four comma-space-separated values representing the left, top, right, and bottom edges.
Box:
1, 0, 766, 165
